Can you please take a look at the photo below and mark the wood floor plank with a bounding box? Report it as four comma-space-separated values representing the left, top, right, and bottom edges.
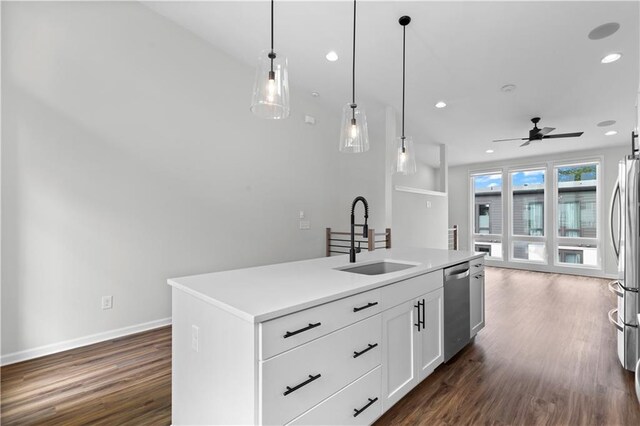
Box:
2, 268, 639, 425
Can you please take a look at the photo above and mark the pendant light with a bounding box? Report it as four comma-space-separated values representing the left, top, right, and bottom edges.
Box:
395, 16, 416, 175
339, 0, 369, 153
250, 0, 290, 119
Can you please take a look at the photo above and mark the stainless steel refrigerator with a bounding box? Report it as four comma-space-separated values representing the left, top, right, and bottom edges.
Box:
609, 154, 640, 371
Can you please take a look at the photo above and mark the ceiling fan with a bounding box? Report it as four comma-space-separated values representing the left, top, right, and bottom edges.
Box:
493, 117, 584, 147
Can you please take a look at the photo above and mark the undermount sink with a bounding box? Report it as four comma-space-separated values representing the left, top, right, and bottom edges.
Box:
337, 261, 417, 276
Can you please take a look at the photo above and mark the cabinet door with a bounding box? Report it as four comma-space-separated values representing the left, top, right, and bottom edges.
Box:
418, 288, 444, 381
381, 299, 419, 411
470, 271, 485, 337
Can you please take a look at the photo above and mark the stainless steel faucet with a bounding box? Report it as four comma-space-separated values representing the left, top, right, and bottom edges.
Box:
350, 196, 369, 263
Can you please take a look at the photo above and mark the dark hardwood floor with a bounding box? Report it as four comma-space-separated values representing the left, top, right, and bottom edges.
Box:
1, 327, 171, 425
2, 267, 639, 425
375, 267, 640, 425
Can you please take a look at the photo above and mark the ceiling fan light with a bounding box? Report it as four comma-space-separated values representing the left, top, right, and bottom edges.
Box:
605, 130, 618, 136
601, 52, 622, 64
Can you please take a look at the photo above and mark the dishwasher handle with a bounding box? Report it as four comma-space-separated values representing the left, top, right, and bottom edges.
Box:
445, 268, 470, 281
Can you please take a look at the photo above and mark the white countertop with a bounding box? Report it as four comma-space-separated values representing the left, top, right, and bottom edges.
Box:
168, 248, 484, 323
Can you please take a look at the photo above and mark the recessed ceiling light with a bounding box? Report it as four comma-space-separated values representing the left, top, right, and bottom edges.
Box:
588, 22, 620, 40
501, 84, 517, 93
601, 53, 622, 64
605, 130, 618, 136
325, 51, 338, 62
486, 149, 494, 154
597, 120, 616, 127
435, 101, 447, 109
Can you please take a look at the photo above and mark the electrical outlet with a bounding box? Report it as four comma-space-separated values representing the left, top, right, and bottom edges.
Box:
191, 325, 199, 352
101, 295, 113, 310
426, 201, 432, 208
299, 220, 310, 230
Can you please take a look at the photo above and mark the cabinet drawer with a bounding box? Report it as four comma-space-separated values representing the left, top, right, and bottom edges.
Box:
470, 257, 485, 275
260, 288, 381, 360
380, 271, 442, 310
287, 366, 382, 426
260, 314, 382, 425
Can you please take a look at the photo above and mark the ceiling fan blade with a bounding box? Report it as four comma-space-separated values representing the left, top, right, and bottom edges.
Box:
492, 137, 528, 142
520, 141, 531, 147
542, 132, 584, 139
537, 127, 555, 136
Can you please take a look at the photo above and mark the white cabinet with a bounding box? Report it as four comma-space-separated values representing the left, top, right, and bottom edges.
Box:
170, 254, 484, 425
418, 288, 444, 380
381, 287, 444, 411
381, 299, 419, 410
470, 267, 485, 337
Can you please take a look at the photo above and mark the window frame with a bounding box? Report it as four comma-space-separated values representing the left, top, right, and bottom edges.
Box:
507, 166, 549, 264
469, 170, 504, 260
467, 157, 603, 273
552, 160, 601, 269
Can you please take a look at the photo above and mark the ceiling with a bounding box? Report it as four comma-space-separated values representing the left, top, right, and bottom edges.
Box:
145, 1, 639, 166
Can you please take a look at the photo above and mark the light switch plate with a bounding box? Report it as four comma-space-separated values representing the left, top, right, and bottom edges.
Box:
299, 220, 310, 230
101, 295, 113, 310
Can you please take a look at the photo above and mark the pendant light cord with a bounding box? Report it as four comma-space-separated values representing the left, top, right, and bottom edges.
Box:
400, 23, 406, 153
352, 0, 356, 106
269, 0, 275, 73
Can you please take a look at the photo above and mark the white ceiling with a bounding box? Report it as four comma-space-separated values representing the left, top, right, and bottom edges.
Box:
145, 1, 639, 166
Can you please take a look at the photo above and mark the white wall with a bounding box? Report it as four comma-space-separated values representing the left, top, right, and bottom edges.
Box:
1, 2, 345, 360
448, 145, 629, 277
386, 108, 448, 250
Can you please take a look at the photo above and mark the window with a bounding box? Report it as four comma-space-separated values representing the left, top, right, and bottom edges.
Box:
468, 159, 601, 271
510, 169, 546, 263
557, 164, 597, 238
471, 173, 502, 259
555, 162, 599, 268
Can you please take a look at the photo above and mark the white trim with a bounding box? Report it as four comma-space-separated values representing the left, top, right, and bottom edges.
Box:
0, 317, 172, 366
394, 185, 447, 197
486, 261, 617, 279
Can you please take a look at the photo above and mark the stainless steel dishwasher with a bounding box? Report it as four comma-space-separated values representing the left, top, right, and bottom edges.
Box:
443, 262, 471, 362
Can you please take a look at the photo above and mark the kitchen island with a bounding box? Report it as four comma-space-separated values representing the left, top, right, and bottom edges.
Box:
168, 248, 485, 425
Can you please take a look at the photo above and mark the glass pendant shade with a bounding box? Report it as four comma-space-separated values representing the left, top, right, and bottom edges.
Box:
250, 49, 290, 119
395, 136, 416, 175
339, 103, 369, 153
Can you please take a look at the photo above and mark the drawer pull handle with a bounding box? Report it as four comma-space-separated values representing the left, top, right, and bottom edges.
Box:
353, 397, 378, 417
283, 322, 321, 339
473, 263, 482, 267
474, 273, 484, 279
353, 343, 378, 358
353, 302, 379, 313
283, 373, 321, 396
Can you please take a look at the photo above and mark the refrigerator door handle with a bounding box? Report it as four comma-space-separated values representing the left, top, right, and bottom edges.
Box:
610, 180, 621, 259
609, 308, 624, 332
608, 280, 624, 297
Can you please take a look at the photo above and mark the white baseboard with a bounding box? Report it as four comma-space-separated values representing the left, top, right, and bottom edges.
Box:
1, 317, 172, 366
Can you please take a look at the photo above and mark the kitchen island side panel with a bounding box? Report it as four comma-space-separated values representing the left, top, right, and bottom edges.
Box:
172, 287, 257, 425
